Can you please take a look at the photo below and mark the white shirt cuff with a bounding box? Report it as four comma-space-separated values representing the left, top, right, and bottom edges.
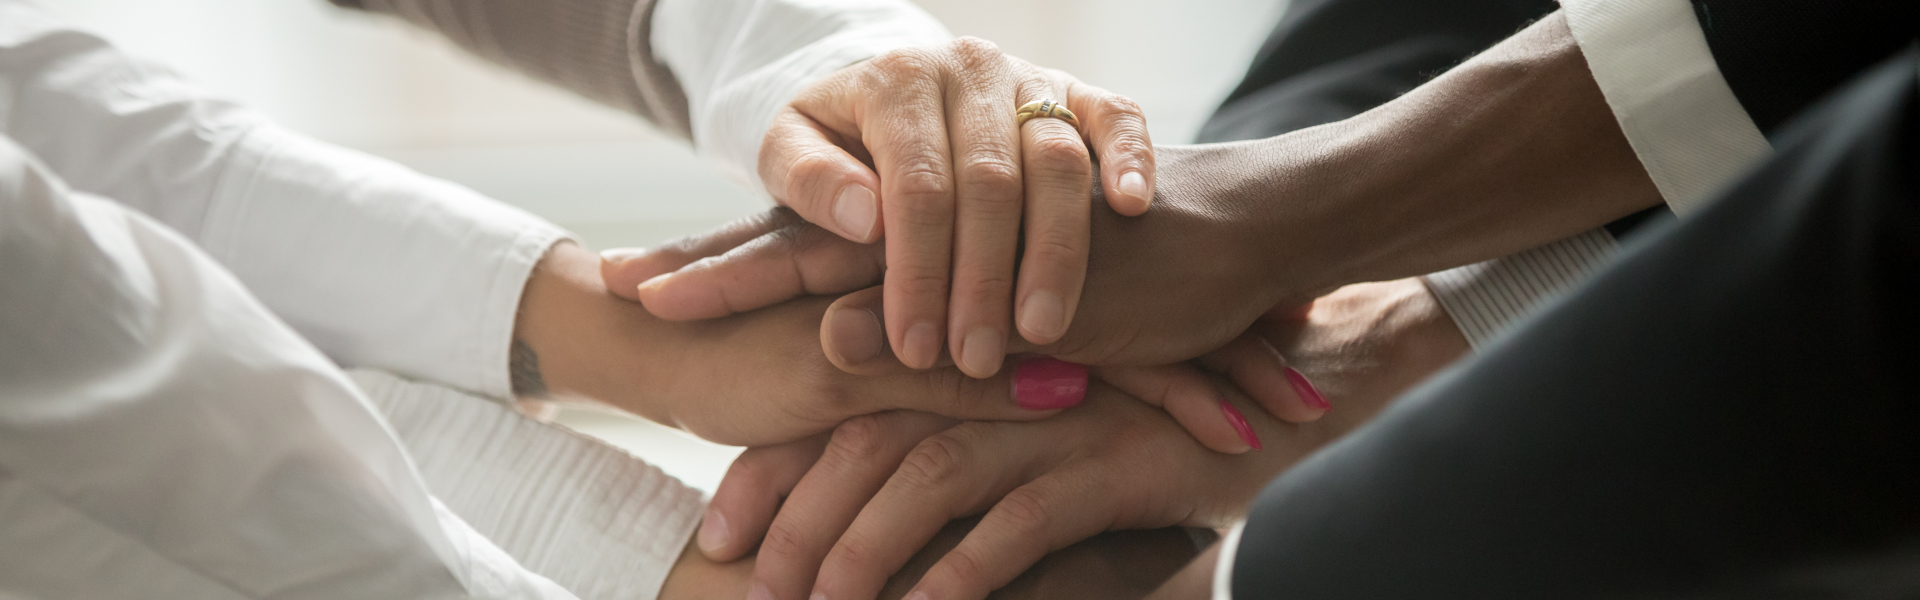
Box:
651, 0, 952, 196
1560, 0, 1771, 216
1422, 228, 1620, 349
1211, 520, 1247, 600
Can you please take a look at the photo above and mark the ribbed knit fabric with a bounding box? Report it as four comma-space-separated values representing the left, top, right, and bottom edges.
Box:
353, 370, 707, 600
348, 0, 692, 140
1421, 228, 1620, 350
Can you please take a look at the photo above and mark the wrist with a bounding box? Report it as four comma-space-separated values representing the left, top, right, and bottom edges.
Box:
511, 242, 677, 422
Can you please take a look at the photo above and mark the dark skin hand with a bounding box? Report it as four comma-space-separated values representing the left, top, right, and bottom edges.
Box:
607, 11, 1659, 370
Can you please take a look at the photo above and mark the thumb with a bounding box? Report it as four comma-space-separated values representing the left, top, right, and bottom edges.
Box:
759, 106, 885, 244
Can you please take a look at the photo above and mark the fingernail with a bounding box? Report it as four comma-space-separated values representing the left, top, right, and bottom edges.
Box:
902, 321, 941, 369
1012, 357, 1087, 410
747, 583, 776, 600
1219, 398, 1262, 451
1285, 367, 1331, 411
600, 247, 648, 264
1117, 170, 1149, 206
809, 593, 829, 600
825, 306, 887, 365
959, 327, 1004, 378
904, 592, 929, 600
1018, 290, 1066, 341
637, 272, 671, 296
833, 184, 878, 242
696, 509, 728, 555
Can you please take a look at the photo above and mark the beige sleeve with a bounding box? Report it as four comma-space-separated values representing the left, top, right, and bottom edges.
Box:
332, 0, 693, 140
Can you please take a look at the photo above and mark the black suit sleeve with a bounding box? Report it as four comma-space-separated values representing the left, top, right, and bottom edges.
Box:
1693, 0, 1918, 134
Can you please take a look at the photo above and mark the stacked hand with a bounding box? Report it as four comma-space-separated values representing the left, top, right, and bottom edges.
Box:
620, 38, 1159, 377
696, 279, 1469, 600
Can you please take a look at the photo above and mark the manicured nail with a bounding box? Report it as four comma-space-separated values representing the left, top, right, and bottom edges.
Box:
600, 247, 648, 264
825, 306, 887, 365
696, 509, 728, 555
747, 583, 776, 600
959, 327, 1004, 378
1012, 357, 1087, 410
637, 272, 672, 296
1285, 367, 1331, 411
1117, 170, 1150, 208
833, 184, 878, 242
902, 321, 941, 369
1018, 290, 1066, 341
1219, 398, 1262, 451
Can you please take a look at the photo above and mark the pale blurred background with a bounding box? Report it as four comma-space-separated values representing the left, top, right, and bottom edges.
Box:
48, 0, 1288, 492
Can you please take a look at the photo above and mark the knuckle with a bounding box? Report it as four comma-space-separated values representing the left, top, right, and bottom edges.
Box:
956, 156, 1023, 208
867, 48, 939, 81
826, 415, 890, 462
1095, 94, 1146, 119
1027, 135, 1092, 173
896, 429, 974, 490
892, 268, 953, 300
890, 155, 956, 207
993, 486, 1057, 537
937, 547, 991, 584
946, 37, 1004, 69
760, 519, 813, 560
1022, 229, 1089, 269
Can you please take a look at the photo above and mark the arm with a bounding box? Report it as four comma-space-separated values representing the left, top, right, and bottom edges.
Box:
0, 136, 571, 599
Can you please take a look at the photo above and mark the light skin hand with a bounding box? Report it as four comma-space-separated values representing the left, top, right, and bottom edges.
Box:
624, 38, 1156, 378
511, 241, 1067, 447
604, 11, 1656, 370
700, 278, 1469, 600
662, 518, 1199, 600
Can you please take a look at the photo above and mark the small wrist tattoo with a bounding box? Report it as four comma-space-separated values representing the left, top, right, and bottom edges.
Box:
509, 339, 548, 398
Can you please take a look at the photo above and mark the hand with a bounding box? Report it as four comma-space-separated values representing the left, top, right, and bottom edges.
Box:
698, 278, 1471, 600
661, 517, 1199, 600
513, 242, 1070, 447
622, 37, 1157, 377
606, 13, 1660, 372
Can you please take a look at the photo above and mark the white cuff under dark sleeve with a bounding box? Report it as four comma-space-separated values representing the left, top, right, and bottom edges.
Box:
1422, 228, 1621, 350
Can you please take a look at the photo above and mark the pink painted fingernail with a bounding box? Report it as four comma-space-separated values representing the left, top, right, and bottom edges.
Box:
1219, 398, 1262, 451
1285, 367, 1331, 411
1012, 357, 1087, 410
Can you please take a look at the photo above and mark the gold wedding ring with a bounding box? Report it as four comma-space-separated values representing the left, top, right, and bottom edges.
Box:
1016, 99, 1080, 129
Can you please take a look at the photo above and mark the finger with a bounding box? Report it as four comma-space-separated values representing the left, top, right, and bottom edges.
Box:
1012, 88, 1093, 347
1061, 77, 1155, 216
860, 48, 958, 370
822, 287, 1089, 415
1096, 364, 1257, 454
907, 472, 1117, 600
1195, 333, 1330, 423
703, 434, 831, 562
811, 423, 1059, 600
942, 38, 1024, 380
750, 412, 955, 600
637, 221, 887, 320
601, 209, 801, 302
759, 106, 885, 243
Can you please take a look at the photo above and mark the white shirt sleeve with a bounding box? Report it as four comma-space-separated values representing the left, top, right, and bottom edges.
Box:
650, 0, 953, 194
1561, 0, 1772, 216
0, 2, 566, 399
0, 135, 573, 600
1420, 0, 1778, 349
